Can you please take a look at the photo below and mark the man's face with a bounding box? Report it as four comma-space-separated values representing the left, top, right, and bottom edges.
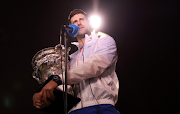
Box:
70, 13, 91, 37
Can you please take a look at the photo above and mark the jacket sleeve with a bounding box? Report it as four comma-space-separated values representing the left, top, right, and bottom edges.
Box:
67, 36, 118, 85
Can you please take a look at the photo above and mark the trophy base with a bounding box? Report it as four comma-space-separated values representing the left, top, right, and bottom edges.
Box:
36, 76, 81, 114
37, 90, 80, 114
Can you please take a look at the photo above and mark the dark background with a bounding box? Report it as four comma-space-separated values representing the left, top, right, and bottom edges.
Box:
0, 0, 179, 114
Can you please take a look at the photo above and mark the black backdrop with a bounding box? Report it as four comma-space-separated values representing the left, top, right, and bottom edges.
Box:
0, 0, 179, 114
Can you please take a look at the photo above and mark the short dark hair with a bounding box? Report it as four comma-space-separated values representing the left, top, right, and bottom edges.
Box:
68, 9, 88, 24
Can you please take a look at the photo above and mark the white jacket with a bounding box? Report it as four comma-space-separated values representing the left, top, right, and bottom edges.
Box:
64, 33, 119, 112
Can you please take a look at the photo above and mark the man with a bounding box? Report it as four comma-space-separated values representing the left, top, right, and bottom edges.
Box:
33, 9, 120, 114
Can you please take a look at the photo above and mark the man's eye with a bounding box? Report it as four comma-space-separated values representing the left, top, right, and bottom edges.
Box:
73, 21, 77, 24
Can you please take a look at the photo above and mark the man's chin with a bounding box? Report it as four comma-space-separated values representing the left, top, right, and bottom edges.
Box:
78, 31, 86, 36
76, 34, 85, 38
76, 30, 90, 38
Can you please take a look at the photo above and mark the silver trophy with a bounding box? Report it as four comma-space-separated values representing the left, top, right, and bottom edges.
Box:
31, 44, 70, 84
31, 44, 81, 114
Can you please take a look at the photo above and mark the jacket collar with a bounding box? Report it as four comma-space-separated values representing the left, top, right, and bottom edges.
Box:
71, 34, 99, 48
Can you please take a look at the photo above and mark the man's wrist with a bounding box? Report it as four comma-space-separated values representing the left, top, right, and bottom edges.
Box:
52, 75, 62, 85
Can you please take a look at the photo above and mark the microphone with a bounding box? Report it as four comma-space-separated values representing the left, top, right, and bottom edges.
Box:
66, 24, 80, 37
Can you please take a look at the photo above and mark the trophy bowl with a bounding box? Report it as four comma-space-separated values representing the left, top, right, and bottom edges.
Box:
31, 44, 70, 84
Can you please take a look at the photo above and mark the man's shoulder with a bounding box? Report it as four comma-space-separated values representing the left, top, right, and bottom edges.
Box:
96, 32, 110, 39
96, 32, 115, 44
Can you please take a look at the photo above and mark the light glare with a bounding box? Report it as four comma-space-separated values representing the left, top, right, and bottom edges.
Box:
90, 15, 101, 29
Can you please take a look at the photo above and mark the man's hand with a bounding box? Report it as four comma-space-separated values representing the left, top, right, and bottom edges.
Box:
33, 92, 51, 109
40, 80, 58, 103
33, 80, 58, 109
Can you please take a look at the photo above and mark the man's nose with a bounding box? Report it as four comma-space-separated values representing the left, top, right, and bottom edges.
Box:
77, 21, 81, 26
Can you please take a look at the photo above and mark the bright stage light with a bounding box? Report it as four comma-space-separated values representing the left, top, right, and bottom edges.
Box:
90, 15, 101, 29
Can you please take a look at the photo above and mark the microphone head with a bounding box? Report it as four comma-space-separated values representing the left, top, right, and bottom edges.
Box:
67, 24, 80, 37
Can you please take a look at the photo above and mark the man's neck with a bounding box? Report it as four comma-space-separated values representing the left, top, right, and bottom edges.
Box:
77, 37, 85, 46
76, 33, 91, 46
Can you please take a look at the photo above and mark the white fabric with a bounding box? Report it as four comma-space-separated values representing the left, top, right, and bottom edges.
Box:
62, 33, 119, 112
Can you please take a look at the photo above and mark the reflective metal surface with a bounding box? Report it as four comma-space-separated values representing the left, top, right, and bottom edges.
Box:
31, 44, 70, 84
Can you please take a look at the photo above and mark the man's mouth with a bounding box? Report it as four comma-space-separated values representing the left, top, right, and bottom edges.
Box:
79, 26, 84, 30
